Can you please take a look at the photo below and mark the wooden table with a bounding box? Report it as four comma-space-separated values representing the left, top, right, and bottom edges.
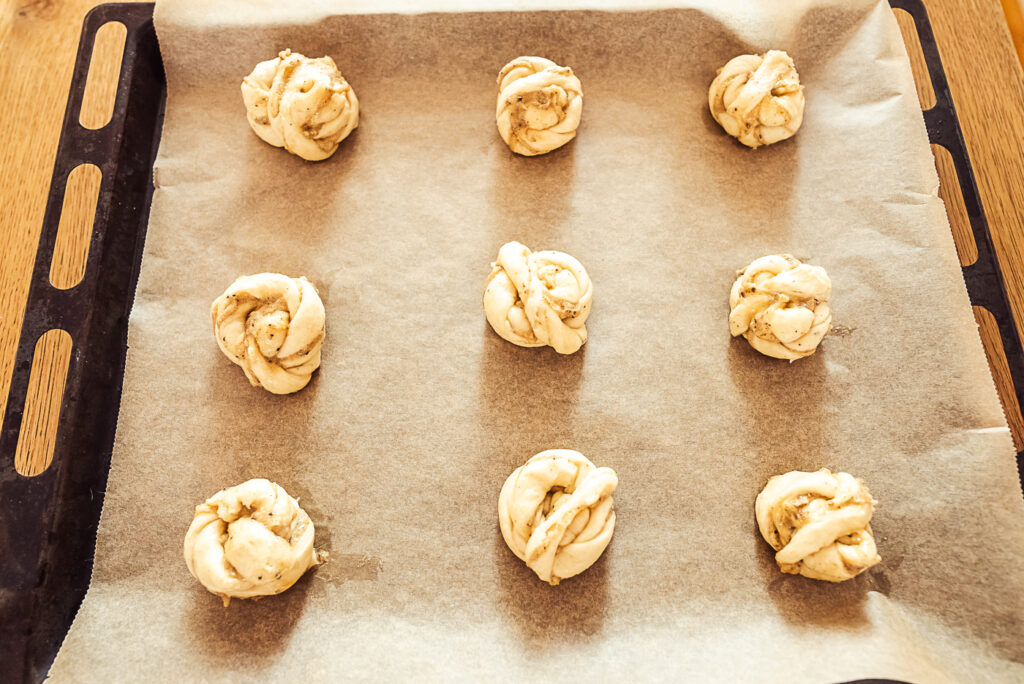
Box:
3, 0, 1024, 477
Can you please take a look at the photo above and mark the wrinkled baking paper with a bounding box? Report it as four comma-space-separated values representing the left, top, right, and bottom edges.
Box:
48, 0, 1024, 681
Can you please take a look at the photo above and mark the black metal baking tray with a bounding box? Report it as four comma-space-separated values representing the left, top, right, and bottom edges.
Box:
0, 4, 164, 683
0, 1, 1020, 682
892, 0, 1024, 490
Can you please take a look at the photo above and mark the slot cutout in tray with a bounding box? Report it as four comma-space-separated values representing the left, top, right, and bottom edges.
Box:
932, 143, 978, 267
49, 163, 102, 290
14, 329, 72, 477
894, 7, 937, 110
79, 21, 127, 130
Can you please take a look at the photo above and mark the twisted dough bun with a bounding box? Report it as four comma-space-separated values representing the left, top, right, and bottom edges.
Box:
755, 469, 881, 582
729, 254, 831, 361
496, 56, 583, 156
241, 49, 359, 161
499, 449, 618, 585
211, 273, 325, 394
709, 50, 804, 148
183, 479, 321, 605
483, 241, 592, 355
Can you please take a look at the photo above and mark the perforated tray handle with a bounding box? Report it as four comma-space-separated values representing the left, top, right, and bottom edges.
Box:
892, 0, 1024, 486
0, 4, 163, 683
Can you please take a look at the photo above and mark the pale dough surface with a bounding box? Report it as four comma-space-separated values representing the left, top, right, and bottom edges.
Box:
755, 468, 881, 582
211, 272, 325, 394
483, 241, 592, 354
708, 50, 804, 148
498, 449, 618, 585
729, 254, 831, 361
241, 49, 359, 161
183, 478, 320, 605
495, 56, 583, 156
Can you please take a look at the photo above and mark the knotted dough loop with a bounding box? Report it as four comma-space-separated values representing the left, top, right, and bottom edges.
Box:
496, 56, 583, 156
729, 254, 831, 361
709, 50, 804, 148
241, 49, 359, 161
499, 449, 618, 585
183, 479, 321, 605
755, 469, 881, 582
483, 241, 592, 355
212, 273, 325, 394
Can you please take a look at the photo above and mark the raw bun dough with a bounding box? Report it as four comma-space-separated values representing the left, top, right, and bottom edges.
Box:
211, 273, 325, 394
496, 56, 583, 156
709, 50, 804, 148
729, 254, 831, 361
483, 241, 592, 355
241, 49, 359, 161
183, 479, 321, 605
755, 469, 881, 582
499, 449, 617, 585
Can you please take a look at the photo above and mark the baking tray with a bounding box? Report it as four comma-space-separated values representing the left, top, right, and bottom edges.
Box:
0, 1, 1020, 682
0, 4, 164, 683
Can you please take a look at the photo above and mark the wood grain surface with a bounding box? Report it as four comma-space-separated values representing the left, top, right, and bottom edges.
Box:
1003, 0, 1024, 66
3, 0, 1024, 476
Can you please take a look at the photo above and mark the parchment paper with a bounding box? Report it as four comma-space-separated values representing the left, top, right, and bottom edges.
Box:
49, 0, 1024, 681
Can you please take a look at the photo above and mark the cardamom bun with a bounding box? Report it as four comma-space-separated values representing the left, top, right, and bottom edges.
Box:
709, 50, 804, 148
484, 241, 592, 355
496, 56, 582, 156
755, 468, 881, 582
184, 478, 321, 605
729, 254, 831, 361
211, 273, 325, 394
499, 449, 617, 585
241, 49, 359, 161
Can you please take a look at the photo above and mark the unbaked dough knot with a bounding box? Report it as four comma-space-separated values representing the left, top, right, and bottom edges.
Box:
499, 449, 617, 585
496, 56, 583, 156
483, 241, 592, 354
241, 49, 359, 161
729, 254, 831, 361
183, 479, 319, 605
709, 50, 804, 148
211, 273, 325, 394
755, 469, 881, 582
